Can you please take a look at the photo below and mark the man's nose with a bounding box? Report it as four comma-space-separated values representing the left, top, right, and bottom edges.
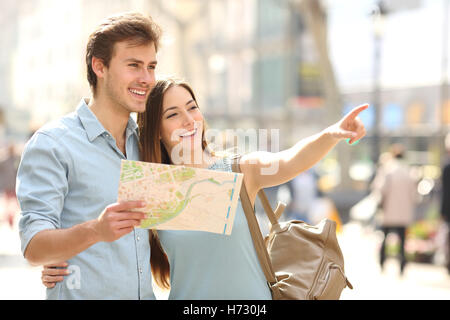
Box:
139, 69, 155, 87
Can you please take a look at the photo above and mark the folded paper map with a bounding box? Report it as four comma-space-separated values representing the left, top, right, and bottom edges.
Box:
117, 160, 243, 235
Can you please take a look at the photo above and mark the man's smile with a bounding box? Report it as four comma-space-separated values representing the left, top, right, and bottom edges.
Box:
128, 88, 148, 99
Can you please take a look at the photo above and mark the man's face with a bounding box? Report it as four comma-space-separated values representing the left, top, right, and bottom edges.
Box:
101, 40, 157, 114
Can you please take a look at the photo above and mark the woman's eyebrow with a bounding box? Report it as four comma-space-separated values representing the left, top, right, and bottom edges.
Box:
163, 100, 196, 115
162, 106, 179, 115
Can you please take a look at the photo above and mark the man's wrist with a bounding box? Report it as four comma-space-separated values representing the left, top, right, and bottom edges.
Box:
82, 219, 102, 245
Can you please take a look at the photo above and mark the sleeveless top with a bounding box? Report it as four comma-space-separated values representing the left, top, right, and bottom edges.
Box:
157, 156, 272, 300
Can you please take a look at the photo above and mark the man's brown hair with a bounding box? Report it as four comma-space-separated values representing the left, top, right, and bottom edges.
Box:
86, 12, 162, 94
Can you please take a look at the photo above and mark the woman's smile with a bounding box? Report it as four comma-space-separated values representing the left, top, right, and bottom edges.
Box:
179, 127, 198, 138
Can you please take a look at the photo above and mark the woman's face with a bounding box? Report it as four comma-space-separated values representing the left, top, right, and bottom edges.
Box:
160, 85, 204, 163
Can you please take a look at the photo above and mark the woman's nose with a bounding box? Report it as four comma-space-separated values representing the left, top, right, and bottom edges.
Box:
182, 113, 195, 128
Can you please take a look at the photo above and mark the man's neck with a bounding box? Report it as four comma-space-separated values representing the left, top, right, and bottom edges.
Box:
87, 96, 130, 155
88, 96, 130, 141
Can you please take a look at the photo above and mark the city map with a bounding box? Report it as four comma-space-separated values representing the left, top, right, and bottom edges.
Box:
117, 160, 243, 235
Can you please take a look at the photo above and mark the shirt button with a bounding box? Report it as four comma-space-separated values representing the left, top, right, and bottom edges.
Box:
139, 267, 143, 274
137, 236, 140, 241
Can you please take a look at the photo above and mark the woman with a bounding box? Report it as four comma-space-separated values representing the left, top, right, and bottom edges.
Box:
41, 77, 367, 299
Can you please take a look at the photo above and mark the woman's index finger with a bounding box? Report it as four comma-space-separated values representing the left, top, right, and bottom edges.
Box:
345, 104, 369, 120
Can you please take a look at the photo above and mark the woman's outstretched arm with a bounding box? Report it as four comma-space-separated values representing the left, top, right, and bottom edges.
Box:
240, 104, 368, 200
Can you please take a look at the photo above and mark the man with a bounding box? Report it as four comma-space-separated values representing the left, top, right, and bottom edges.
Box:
441, 133, 450, 274
16, 12, 161, 299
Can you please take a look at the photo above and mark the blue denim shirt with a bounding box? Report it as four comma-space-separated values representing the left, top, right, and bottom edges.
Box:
17, 99, 155, 300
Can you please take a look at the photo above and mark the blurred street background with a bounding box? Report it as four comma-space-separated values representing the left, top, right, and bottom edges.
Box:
1, 0, 450, 299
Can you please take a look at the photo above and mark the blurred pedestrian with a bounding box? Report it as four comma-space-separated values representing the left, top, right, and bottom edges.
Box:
286, 169, 318, 223
0, 143, 19, 227
441, 133, 450, 274
378, 144, 418, 275
370, 151, 394, 197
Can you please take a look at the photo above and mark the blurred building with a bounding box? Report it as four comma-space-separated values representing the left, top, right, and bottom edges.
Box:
330, 0, 449, 172
0, 1, 19, 145
172, 0, 327, 150
4, 0, 180, 140
2, 0, 328, 155
1, 0, 449, 222
172, 0, 450, 218
12, 0, 85, 136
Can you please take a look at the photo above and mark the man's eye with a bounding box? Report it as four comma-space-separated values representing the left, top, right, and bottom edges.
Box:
129, 64, 138, 67
148, 65, 156, 70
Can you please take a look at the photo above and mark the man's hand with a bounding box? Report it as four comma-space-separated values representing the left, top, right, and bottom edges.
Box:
23, 200, 148, 266
94, 201, 147, 242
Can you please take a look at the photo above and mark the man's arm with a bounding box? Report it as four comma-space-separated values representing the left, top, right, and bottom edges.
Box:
240, 104, 368, 192
24, 201, 147, 266
17, 132, 146, 266
25, 220, 98, 266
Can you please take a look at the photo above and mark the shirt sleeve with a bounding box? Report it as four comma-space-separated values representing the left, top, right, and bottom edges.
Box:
16, 132, 70, 256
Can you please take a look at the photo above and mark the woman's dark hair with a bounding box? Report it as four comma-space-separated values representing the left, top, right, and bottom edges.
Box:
137, 77, 213, 289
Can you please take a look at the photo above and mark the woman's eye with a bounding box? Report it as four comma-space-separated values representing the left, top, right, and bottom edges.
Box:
166, 113, 177, 119
189, 106, 198, 110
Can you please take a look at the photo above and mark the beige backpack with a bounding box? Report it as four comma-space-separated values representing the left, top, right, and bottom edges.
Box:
232, 158, 353, 300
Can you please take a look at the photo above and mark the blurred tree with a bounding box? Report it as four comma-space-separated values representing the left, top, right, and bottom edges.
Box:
0, 108, 4, 126
153, 0, 208, 81
297, 0, 341, 120
296, 0, 352, 190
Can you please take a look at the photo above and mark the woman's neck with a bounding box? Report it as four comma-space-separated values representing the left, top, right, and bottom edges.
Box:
170, 148, 217, 169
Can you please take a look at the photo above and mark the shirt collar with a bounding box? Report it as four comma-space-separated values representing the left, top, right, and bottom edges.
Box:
126, 115, 139, 138
76, 98, 139, 142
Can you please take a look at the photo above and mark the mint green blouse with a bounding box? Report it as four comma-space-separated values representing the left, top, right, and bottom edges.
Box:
158, 156, 272, 300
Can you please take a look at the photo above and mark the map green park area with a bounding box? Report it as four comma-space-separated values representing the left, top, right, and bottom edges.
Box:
117, 160, 243, 235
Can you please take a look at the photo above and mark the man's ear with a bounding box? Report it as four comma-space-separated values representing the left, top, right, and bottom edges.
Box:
91, 56, 106, 80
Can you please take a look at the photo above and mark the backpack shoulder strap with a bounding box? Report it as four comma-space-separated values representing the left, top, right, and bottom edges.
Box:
257, 189, 287, 222
231, 155, 277, 286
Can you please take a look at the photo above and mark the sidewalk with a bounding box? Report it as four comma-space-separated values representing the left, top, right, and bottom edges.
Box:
1, 218, 449, 300
0, 195, 42, 299
0, 221, 43, 299
339, 222, 450, 300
